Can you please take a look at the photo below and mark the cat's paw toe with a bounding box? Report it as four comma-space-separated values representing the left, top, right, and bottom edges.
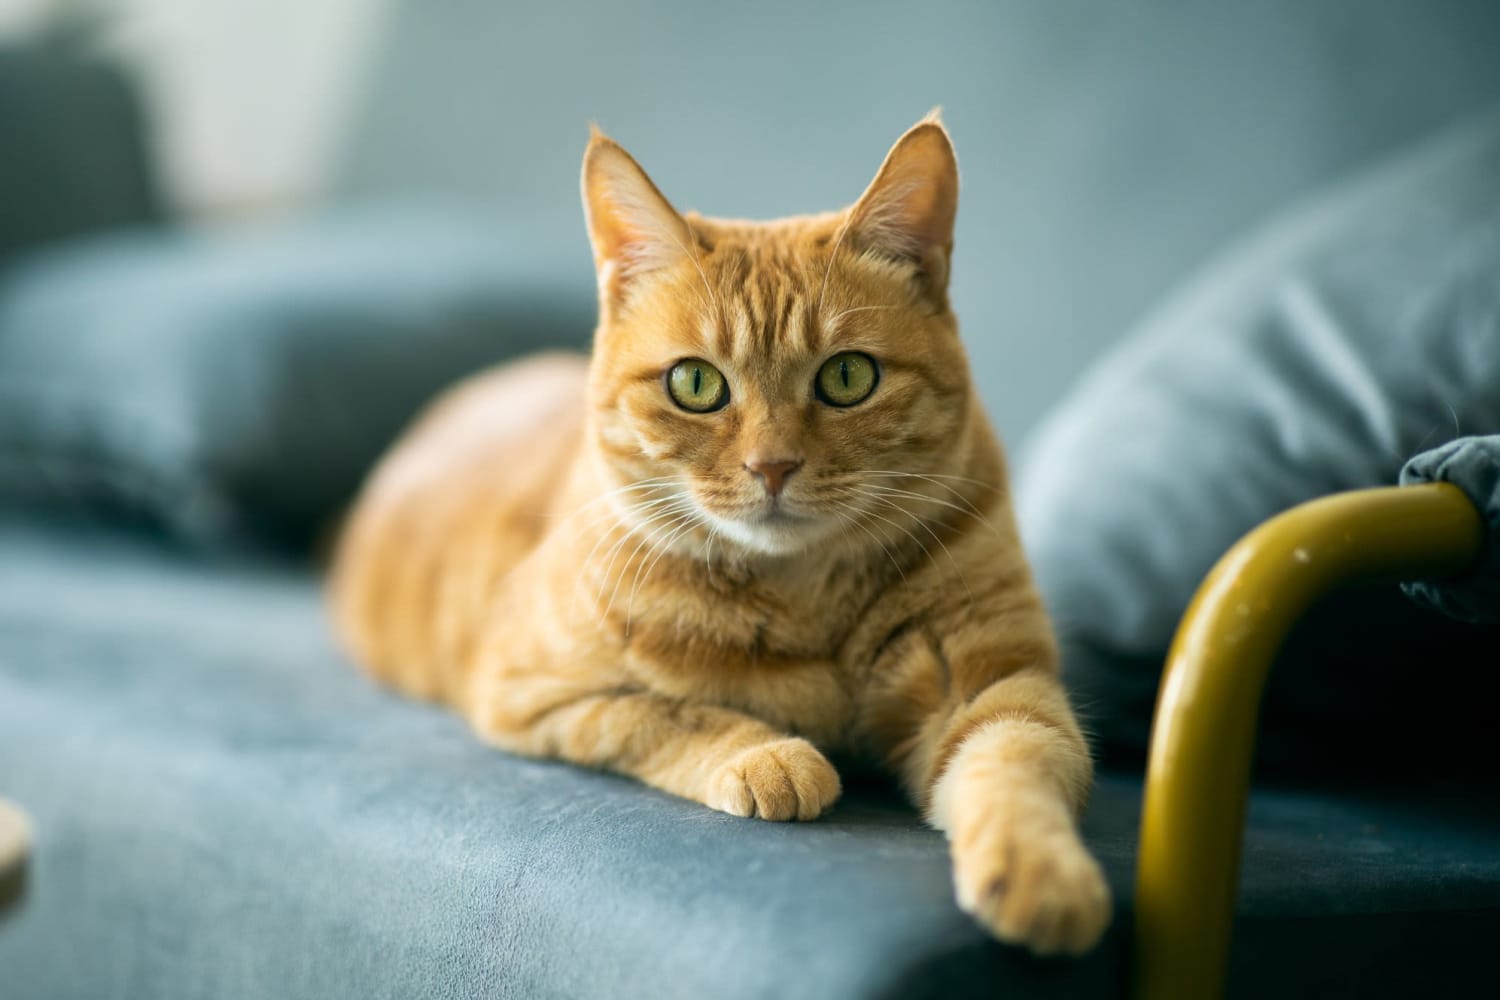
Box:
707, 738, 841, 821
955, 828, 1112, 957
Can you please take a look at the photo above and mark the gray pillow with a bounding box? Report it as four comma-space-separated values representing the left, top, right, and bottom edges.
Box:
1400, 435, 1500, 625
1015, 110, 1500, 776
0, 39, 162, 265
0, 208, 595, 547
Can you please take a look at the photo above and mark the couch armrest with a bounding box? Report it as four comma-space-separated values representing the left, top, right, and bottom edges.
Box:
1130, 483, 1485, 1000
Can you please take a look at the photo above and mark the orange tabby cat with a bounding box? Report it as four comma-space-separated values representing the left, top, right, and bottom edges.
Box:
329, 113, 1111, 956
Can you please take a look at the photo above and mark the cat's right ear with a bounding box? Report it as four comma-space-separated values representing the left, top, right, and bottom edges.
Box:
582, 127, 696, 307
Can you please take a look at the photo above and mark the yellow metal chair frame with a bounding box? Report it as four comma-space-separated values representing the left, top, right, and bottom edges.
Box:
1130, 483, 1486, 999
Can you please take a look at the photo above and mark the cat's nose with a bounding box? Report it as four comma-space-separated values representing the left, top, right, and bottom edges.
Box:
745, 457, 803, 497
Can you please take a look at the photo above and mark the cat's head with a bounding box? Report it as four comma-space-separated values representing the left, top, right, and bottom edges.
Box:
582, 114, 978, 559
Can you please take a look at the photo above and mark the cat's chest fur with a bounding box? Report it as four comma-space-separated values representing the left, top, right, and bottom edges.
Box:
616, 550, 896, 749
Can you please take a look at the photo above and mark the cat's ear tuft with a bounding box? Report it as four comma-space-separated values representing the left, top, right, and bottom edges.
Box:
844, 115, 959, 297
581, 130, 695, 306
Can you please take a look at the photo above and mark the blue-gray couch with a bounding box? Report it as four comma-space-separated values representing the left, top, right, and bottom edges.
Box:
4, 7, 1500, 997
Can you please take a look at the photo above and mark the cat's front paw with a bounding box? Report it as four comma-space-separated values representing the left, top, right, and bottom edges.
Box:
706, 738, 841, 821
953, 824, 1111, 957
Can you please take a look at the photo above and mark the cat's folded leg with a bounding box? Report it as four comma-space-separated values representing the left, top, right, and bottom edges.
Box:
925, 669, 1111, 957
467, 677, 841, 821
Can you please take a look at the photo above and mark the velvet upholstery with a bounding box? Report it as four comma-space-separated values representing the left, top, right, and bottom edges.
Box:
1400, 435, 1500, 624
2, 519, 1498, 999
6, 8, 1500, 997
1015, 111, 1500, 776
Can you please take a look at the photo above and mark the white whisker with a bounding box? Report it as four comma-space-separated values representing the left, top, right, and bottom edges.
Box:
600, 507, 699, 626
825, 303, 901, 329
828, 498, 906, 582
570, 490, 694, 541
860, 484, 997, 533
573, 498, 696, 617
863, 470, 1003, 491
625, 513, 704, 633
817, 214, 857, 318
549, 476, 678, 520
589, 500, 697, 612
851, 488, 977, 608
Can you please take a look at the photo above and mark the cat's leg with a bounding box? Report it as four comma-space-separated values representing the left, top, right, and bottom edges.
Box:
927, 669, 1111, 956
467, 669, 841, 821
862, 626, 1110, 956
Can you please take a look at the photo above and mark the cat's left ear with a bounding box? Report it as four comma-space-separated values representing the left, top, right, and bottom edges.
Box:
844, 110, 959, 299
582, 126, 698, 308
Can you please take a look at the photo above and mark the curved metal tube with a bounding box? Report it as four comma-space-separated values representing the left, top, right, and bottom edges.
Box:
1131, 483, 1485, 1000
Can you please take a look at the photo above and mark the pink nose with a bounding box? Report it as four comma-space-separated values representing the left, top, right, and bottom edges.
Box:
745, 458, 802, 497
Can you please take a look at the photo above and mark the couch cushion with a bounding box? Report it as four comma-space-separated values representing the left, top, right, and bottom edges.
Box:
0, 208, 594, 547
0, 518, 1123, 1000
0, 39, 163, 266
1, 519, 1498, 999
1015, 109, 1500, 777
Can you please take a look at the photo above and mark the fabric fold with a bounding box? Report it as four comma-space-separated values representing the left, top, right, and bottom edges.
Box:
1400, 435, 1500, 624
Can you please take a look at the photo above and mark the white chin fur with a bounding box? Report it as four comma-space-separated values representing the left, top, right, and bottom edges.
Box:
711, 513, 835, 557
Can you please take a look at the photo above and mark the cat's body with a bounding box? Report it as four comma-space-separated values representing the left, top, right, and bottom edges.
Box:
330, 116, 1111, 956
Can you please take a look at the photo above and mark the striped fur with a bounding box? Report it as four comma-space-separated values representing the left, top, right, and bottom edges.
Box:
328, 116, 1110, 956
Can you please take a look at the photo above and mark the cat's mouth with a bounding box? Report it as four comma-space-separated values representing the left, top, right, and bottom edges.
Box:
754, 505, 805, 526
695, 494, 832, 555
711, 499, 808, 530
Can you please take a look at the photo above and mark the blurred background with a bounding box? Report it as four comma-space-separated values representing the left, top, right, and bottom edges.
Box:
5, 0, 1500, 443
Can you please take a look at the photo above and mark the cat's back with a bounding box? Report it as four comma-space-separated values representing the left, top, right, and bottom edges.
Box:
329, 352, 589, 702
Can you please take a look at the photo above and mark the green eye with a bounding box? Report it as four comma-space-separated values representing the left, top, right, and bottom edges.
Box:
815, 352, 879, 407
667, 359, 729, 412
